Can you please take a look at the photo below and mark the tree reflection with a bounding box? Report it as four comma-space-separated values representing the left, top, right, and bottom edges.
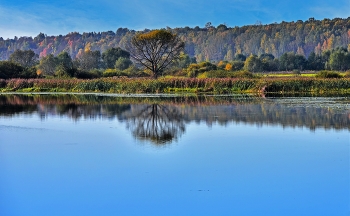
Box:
0, 94, 349, 132
124, 104, 185, 145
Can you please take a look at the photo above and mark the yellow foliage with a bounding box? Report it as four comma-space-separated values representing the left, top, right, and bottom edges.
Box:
225, 63, 233, 71
36, 69, 42, 76
84, 42, 91, 52
327, 35, 334, 50
217, 61, 226, 68
136, 30, 175, 41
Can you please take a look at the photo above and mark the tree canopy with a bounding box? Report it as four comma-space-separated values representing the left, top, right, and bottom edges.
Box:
129, 30, 184, 78
102, 47, 130, 69
1, 17, 350, 63
9, 50, 38, 68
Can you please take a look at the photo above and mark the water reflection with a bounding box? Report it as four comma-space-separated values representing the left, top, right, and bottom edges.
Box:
123, 104, 185, 144
0, 94, 349, 144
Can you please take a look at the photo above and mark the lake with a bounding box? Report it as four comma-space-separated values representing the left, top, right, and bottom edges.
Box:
0, 93, 349, 216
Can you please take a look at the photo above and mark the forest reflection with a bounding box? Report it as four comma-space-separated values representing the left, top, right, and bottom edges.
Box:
0, 94, 349, 144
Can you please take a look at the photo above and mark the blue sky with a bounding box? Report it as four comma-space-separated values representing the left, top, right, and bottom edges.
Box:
0, 0, 349, 39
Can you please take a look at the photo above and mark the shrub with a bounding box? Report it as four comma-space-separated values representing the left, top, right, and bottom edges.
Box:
0, 61, 24, 79
75, 70, 102, 79
230, 61, 245, 71
344, 71, 350, 78
292, 69, 301, 75
7, 79, 33, 90
0, 79, 6, 88
232, 71, 254, 78
198, 70, 230, 78
187, 70, 197, 78
315, 70, 343, 78
115, 57, 133, 70
102, 69, 128, 77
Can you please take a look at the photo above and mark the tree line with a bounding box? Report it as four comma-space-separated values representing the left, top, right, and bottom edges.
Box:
175, 46, 350, 78
0, 17, 349, 62
0, 47, 135, 79
1, 45, 350, 79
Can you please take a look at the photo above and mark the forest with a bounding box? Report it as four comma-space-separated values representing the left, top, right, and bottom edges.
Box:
0, 17, 350, 80
1, 17, 350, 62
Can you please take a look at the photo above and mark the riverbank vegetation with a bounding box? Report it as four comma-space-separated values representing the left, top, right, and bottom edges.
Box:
1, 47, 350, 94
1, 44, 350, 80
1, 77, 350, 94
1, 17, 350, 94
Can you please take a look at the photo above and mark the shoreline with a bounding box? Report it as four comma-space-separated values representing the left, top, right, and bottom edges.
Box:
1, 77, 350, 95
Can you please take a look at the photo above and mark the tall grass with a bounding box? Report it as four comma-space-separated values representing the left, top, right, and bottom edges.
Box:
0, 77, 349, 94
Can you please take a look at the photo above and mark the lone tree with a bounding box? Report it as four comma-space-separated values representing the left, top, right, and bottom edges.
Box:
130, 29, 185, 78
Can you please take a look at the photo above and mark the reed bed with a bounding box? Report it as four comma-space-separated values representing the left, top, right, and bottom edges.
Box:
0, 77, 349, 94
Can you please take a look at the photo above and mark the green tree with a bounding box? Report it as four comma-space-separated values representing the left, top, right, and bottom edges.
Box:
102, 47, 130, 69
174, 53, 193, 69
259, 53, 274, 61
115, 57, 133, 70
129, 30, 185, 78
234, 54, 246, 61
56, 52, 75, 76
230, 61, 245, 71
260, 54, 275, 71
76, 50, 101, 71
279, 52, 296, 71
38, 54, 58, 76
9, 49, 38, 68
244, 54, 262, 72
307, 52, 324, 70
294, 54, 307, 71
0, 61, 24, 79
55, 64, 71, 78
328, 48, 350, 71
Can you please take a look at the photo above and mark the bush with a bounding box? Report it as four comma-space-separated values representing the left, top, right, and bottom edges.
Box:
315, 70, 343, 78
292, 69, 301, 75
0, 79, 6, 88
198, 70, 230, 78
75, 70, 101, 79
102, 69, 128, 77
123, 65, 146, 77
0, 61, 24, 79
230, 61, 245, 71
115, 57, 133, 71
344, 71, 350, 78
187, 70, 198, 78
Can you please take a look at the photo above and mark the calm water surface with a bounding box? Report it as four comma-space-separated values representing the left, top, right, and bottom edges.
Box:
0, 94, 349, 216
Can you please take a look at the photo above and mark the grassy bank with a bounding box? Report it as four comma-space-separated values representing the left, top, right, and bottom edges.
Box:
1, 77, 350, 94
